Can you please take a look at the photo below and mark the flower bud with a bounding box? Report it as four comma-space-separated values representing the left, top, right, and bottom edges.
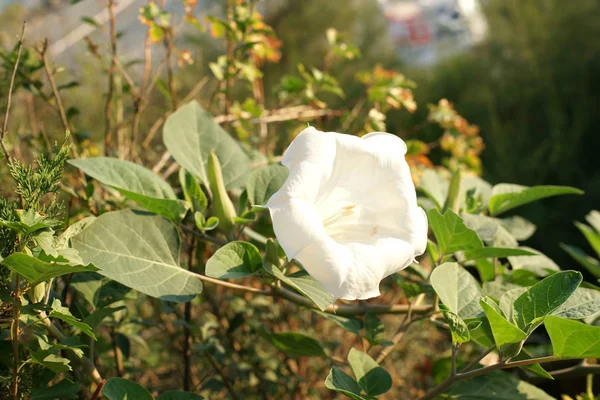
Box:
207, 151, 237, 234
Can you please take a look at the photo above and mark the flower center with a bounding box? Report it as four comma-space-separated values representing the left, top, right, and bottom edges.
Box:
322, 204, 355, 228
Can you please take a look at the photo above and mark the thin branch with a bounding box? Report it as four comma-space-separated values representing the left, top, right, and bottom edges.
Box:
90, 380, 106, 400
450, 345, 458, 376
460, 346, 496, 373
161, 0, 177, 110
110, 328, 124, 377
1, 21, 26, 165
104, 0, 117, 156
418, 356, 577, 400
11, 276, 21, 400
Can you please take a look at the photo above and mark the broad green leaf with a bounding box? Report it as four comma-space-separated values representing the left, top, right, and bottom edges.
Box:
463, 247, 535, 261
462, 214, 518, 248
179, 168, 208, 213
69, 157, 188, 222
510, 349, 554, 380
488, 184, 583, 216
30, 350, 71, 374
545, 316, 600, 358
363, 313, 388, 346
428, 209, 482, 255
418, 169, 448, 209
499, 287, 527, 322
430, 263, 483, 319
347, 348, 392, 396
56, 217, 96, 249
461, 174, 493, 211
314, 311, 361, 335
72, 210, 203, 302
441, 308, 471, 344
206, 241, 262, 279
561, 243, 600, 279
70, 272, 133, 309
246, 164, 288, 206
513, 271, 582, 331
553, 287, 600, 320
163, 100, 252, 189
83, 306, 126, 329
101, 377, 153, 400
266, 332, 326, 357
1, 253, 98, 286
483, 280, 521, 302
480, 297, 527, 348
445, 370, 554, 399
325, 367, 365, 400
500, 216, 536, 241
263, 262, 333, 311
575, 221, 600, 258
31, 379, 80, 399
49, 299, 96, 339
586, 210, 600, 233
467, 317, 495, 348
156, 391, 205, 400
507, 247, 560, 277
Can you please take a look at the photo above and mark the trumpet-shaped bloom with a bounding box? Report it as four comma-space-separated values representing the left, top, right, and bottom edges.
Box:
266, 127, 428, 300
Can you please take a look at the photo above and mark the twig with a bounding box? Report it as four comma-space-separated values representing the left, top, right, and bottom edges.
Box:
460, 346, 496, 373
141, 76, 209, 148
417, 356, 575, 400
90, 379, 106, 400
183, 237, 196, 391
161, 0, 177, 109
104, 0, 117, 156
110, 328, 124, 377
1, 21, 26, 166
152, 151, 171, 173
450, 345, 458, 376
11, 276, 21, 400
206, 351, 240, 400
213, 106, 343, 125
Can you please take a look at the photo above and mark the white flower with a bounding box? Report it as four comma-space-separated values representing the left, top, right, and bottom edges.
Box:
266, 127, 428, 301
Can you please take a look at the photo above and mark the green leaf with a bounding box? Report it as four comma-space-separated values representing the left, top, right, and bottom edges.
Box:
553, 287, 600, 320
507, 247, 560, 277
49, 299, 96, 339
480, 297, 527, 348
163, 101, 252, 189
546, 316, 600, 357
70, 272, 132, 309
30, 350, 71, 374
510, 349, 554, 380
101, 377, 153, 400
513, 271, 582, 331
575, 221, 600, 258
205, 241, 262, 279
1, 253, 98, 286
418, 169, 448, 209
69, 157, 189, 222
463, 247, 535, 261
314, 311, 361, 335
462, 214, 518, 248
31, 379, 81, 399
500, 216, 537, 241
347, 348, 392, 396
266, 332, 326, 357
83, 306, 126, 329
364, 312, 388, 346
430, 263, 483, 319
561, 243, 600, 279
427, 209, 482, 255
246, 164, 288, 206
156, 391, 205, 400
325, 367, 365, 400
444, 370, 554, 399
179, 168, 208, 213
499, 287, 528, 322
488, 184, 583, 216
56, 217, 96, 249
72, 210, 203, 302
263, 262, 334, 311
441, 308, 471, 345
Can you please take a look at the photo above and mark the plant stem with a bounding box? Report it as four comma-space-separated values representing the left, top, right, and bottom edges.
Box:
459, 346, 495, 373
587, 373, 594, 400
417, 356, 575, 400
450, 345, 458, 376
110, 328, 124, 377
90, 380, 106, 400
1, 21, 26, 166
11, 275, 21, 400
104, 0, 117, 156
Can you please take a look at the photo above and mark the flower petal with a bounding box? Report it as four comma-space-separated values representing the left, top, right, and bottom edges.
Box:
295, 236, 415, 300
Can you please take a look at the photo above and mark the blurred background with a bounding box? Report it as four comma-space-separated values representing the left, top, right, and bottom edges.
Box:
1, 0, 599, 313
